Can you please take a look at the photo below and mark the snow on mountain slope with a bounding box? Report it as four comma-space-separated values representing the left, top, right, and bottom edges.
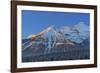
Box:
22, 22, 90, 51
59, 22, 89, 43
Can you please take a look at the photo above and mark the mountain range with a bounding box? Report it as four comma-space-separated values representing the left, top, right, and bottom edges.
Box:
22, 22, 90, 62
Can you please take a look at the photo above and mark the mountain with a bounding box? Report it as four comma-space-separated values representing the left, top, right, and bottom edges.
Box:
22, 22, 90, 62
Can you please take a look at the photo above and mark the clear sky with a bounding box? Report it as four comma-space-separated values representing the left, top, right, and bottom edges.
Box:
22, 10, 90, 38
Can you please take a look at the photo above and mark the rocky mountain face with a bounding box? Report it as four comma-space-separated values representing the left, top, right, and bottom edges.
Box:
22, 22, 90, 62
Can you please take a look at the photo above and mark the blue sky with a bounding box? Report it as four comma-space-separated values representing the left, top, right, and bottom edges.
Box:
22, 10, 90, 38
